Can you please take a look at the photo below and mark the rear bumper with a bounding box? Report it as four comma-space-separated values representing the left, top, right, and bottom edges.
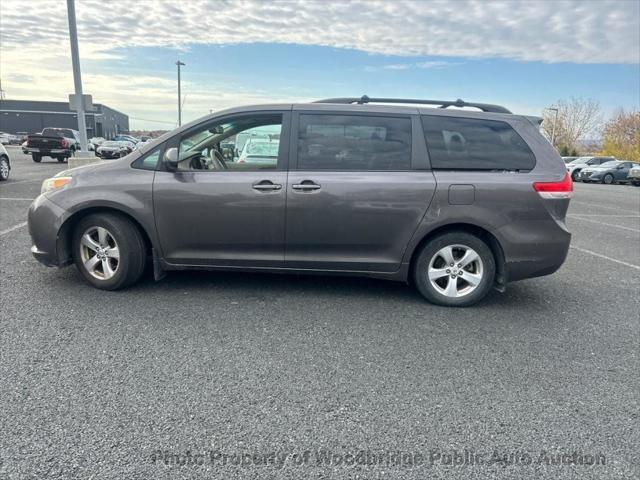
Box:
27, 148, 69, 155
28, 195, 71, 267
504, 229, 571, 282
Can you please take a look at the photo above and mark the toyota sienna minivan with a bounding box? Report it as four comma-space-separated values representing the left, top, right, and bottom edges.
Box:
28, 96, 572, 306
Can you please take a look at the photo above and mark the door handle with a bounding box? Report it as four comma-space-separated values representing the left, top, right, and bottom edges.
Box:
292, 181, 321, 191
252, 181, 282, 191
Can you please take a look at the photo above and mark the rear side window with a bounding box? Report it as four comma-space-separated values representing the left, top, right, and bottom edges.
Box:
297, 114, 411, 170
421, 116, 535, 171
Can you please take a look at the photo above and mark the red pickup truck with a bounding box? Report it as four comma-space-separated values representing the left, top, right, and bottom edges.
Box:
26, 128, 80, 163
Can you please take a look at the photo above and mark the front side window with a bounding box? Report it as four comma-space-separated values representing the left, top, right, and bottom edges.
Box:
297, 114, 412, 170
177, 114, 282, 171
131, 146, 162, 170
421, 116, 536, 171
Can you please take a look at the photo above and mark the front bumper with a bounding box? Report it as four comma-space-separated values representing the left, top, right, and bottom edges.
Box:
97, 151, 121, 159
28, 195, 71, 267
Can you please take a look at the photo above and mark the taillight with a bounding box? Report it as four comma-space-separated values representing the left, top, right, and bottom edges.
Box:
533, 172, 573, 199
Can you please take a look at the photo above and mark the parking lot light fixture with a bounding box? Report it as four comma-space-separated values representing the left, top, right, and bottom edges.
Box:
66, 0, 89, 153
176, 61, 186, 126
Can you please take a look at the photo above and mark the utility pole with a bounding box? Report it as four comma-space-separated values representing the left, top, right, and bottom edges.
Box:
176, 60, 185, 126
66, 0, 88, 152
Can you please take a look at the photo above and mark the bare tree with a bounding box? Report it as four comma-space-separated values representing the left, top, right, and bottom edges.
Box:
542, 98, 602, 152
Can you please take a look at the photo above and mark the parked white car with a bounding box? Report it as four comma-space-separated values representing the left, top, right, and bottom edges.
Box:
628, 164, 640, 186
566, 156, 616, 181
0, 143, 11, 181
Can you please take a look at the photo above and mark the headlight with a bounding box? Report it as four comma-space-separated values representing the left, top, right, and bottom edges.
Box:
41, 176, 72, 194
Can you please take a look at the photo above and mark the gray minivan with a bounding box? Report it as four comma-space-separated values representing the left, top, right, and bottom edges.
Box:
28, 96, 572, 306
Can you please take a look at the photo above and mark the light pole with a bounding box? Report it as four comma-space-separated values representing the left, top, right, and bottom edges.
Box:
66, 0, 88, 152
546, 107, 559, 148
176, 60, 185, 126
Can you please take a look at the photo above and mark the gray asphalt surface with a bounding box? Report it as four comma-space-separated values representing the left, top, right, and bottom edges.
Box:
1, 146, 639, 479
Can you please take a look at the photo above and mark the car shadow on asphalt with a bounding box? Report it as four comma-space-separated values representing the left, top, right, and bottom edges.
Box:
122, 269, 548, 310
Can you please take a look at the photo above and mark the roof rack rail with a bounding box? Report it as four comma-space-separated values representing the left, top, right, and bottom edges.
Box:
313, 95, 512, 114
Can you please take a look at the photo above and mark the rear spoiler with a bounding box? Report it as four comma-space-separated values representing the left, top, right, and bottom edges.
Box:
525, 116, 543, 127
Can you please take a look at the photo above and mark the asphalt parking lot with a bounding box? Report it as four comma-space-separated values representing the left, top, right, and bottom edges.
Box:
1, 146, 639, 479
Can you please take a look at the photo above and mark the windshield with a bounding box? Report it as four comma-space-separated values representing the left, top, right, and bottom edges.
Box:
599, 161, 620, 168
43, 128, 72, 138
103, 141, 120, 147
245, 142, 279, 157
568, 157, 590, 165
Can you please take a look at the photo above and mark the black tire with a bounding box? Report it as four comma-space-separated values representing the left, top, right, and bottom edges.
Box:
32, 153, 42, 163
0, 157, 9, 181
71, 213, 147, 290
413, 232, 496, 307
602, 173, 614, 185
571, 170, 580, 181
57, 156, 67, 163
632, 181, 640, 187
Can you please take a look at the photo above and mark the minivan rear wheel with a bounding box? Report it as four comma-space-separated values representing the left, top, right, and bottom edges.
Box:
72, 213, 147, 290
413, 232, 495, 307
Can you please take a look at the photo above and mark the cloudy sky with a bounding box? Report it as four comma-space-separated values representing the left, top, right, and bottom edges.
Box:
1, 0, 638, 129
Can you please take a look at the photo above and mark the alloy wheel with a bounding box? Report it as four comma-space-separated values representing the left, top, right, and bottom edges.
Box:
79, 226, 120, 280
427, 244, 484, 298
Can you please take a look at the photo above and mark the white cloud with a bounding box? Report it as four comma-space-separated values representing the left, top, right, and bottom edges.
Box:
1, 0, 638, 64
373, 61, 461, 71
1, 0, 638, 128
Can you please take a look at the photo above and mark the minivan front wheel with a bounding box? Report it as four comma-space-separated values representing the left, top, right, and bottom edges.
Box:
72, 213, 147, 290
414, 232, 495, 307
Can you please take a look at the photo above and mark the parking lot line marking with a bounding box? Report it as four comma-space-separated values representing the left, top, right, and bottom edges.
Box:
570, 200, 639, 214
0, 179, 42, 186
570, 246, 640, 271
0, 221, 27, 236
567, 214, 640, 233
570, 214, 640, 217
568, 215, 640, 233
0, 197, 35, 201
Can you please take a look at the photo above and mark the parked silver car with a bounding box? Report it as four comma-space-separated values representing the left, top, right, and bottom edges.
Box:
566, 156, 616, 181
28, 96, 572, 306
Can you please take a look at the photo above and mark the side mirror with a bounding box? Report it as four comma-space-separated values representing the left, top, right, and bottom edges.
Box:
164, 147, 179, 169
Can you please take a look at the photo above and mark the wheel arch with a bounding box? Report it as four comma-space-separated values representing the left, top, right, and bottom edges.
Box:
56, 206, 154, 265
407, 222, 506, 289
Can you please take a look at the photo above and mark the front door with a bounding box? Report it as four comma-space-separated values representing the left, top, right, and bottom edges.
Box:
153, 111, 290, 267
285, 112, 436, 273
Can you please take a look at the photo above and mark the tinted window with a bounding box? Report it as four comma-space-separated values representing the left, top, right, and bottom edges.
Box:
421, 116, 535, 170
297, 114, 411, 170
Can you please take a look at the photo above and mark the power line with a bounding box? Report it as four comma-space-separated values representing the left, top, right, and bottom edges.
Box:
129, 116, 176, 125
